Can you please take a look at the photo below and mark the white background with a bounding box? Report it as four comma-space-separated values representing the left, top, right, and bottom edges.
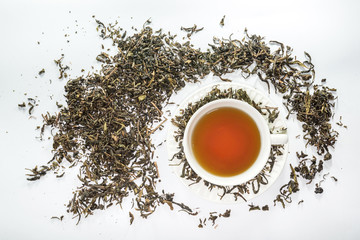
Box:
1, 0, 360, 239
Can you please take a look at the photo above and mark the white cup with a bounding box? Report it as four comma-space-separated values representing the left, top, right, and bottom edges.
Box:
183, 99, 288, 186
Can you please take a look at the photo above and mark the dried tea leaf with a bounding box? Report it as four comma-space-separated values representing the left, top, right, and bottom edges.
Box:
38, 68, 45, 75
129, 212, 134, 225
18, 102, 26, 107
248, 204, 260, 211
220, 15, 225, 26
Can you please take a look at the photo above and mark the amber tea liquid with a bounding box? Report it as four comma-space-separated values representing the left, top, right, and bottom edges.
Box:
191, 107, 261, 177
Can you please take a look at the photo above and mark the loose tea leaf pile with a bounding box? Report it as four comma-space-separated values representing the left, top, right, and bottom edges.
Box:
31, 23, 208, 222
26, 19, 340, 223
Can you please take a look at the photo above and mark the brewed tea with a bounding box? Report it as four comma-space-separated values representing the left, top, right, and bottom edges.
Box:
191, 107, 261, 177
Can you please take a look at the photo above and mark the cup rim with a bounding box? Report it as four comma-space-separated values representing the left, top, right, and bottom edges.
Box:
183, 98, 271, 186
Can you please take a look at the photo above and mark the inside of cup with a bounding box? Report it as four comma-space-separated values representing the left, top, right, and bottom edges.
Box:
183, 99, 271, 186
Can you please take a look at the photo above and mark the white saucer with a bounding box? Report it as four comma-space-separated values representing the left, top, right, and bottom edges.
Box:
166, 82, 288, 203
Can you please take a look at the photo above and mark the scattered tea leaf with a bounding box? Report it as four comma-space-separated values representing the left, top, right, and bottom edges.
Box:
18, 102, 26, 108
248, 203, 260, 211
38, 68, 45, 75
51, 215, 64, 221
220, 15, 225, 27
181, 24, 204, 38
315, 185, 324, 194
129, 212, 134, 225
